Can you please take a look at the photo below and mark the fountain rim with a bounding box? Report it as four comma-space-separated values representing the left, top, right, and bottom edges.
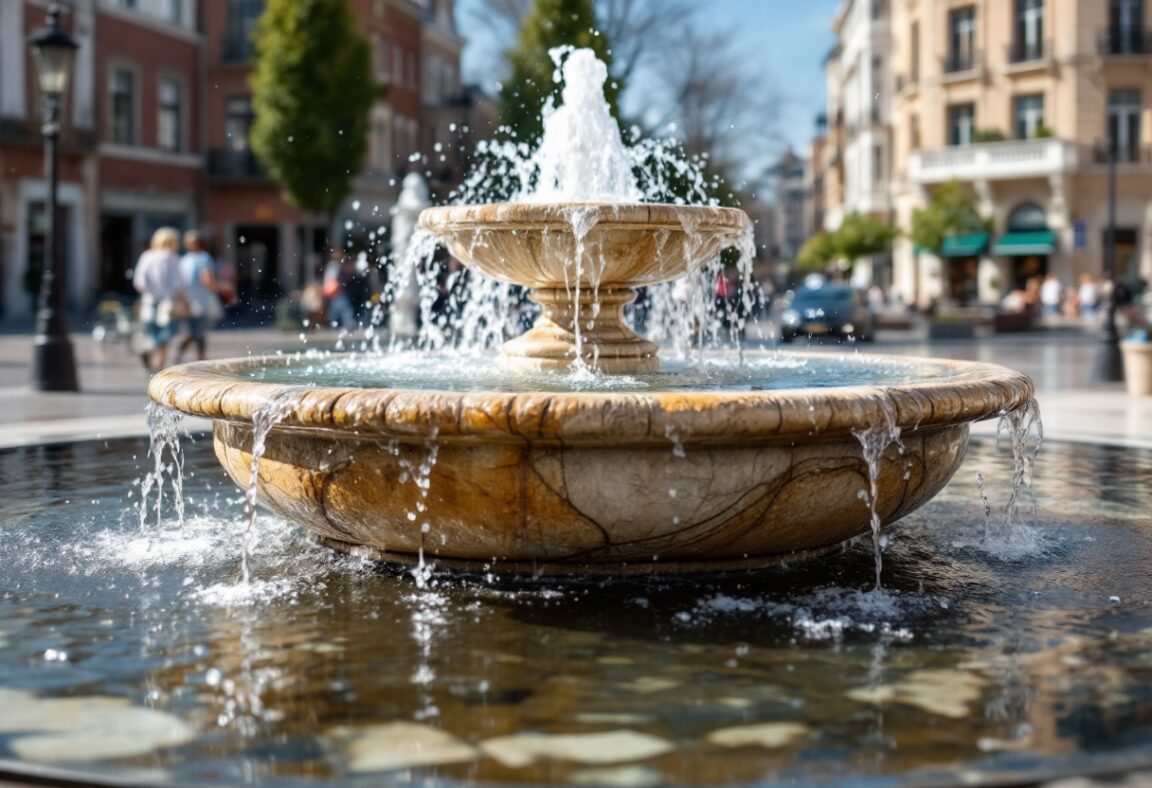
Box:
417, 201, 749, 232
148, 352, 1034, 446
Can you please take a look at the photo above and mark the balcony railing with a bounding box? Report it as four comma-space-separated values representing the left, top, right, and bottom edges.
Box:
908, 137, 1079, 183
222, 30, 255, 64
207, 148, 266, 179
1097, 28, 1152, 55
0, 117, 98, 152
1092, 141, 1152, 164
941, 48, 980, 75
1006, 38, 1049, 64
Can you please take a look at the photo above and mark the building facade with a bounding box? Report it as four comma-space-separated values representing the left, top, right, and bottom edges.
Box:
824, 0, 894, 288
0, 0, 201, 321
888, 0, 1152, 308
0, 0, 492, 321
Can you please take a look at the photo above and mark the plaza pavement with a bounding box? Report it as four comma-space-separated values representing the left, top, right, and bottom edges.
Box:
0, 321, 1149, 450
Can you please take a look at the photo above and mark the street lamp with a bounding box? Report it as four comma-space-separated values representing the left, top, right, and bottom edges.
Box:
1094, 137, 1124, 382
29, 2, 79, 392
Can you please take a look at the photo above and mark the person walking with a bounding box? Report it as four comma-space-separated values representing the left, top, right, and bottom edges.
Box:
176, 230, 221, 362
133, 227, 186, 372
322, 251, 357, 330
1040, 272, 1064, 318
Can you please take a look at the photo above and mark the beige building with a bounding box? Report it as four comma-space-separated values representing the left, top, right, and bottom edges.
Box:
886, 0, 1152, 308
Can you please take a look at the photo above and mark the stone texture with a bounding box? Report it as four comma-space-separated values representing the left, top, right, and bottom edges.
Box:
148, 352, 1034, 573
419, 202, 748, 374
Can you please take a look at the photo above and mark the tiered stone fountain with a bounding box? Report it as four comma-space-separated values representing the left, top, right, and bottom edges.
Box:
149, 50, 1033, 573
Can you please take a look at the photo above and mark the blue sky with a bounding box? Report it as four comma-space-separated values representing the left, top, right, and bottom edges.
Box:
456, 0, 842, 155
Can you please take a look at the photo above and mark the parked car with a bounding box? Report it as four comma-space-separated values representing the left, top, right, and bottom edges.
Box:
780, 284, 876, 342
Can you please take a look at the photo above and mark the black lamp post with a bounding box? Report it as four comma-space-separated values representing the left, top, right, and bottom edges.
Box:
30, 2, 80, 392
1094, 138, 1124, 383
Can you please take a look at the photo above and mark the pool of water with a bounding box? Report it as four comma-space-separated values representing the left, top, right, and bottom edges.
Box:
0, 435, 1150, 785
239, 351, 998, 394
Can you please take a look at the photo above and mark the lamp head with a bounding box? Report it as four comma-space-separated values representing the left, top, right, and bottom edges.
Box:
29, 3, 79, 100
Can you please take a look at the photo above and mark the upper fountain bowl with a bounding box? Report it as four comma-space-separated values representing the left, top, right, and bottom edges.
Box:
418, 202, 748, 289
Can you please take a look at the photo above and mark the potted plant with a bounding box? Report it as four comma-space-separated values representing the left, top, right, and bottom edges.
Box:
1122, 327, 1152, 396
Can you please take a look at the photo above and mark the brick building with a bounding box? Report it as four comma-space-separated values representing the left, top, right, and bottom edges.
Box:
1, 0, 201, 321
0, 0, 495, 321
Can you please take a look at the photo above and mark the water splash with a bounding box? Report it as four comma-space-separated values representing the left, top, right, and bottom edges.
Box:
395, 428, 441, 588
139, 403, 185, 532
241, 391, 297, 585
997, 398, 1044, 532
852, 398, 904, 591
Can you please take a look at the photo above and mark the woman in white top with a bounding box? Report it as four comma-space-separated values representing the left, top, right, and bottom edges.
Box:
133, 226, 185, 372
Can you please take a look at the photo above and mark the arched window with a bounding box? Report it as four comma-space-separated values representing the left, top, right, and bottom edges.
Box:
1007, 202, 1047, 231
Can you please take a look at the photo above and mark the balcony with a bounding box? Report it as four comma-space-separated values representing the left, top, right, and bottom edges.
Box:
1097, 28, 1152, 56
0, 117, 98, 153
1091, 141, 1152, 164
1006, 38, 1049, 65
206, 149, 266, 180
908, 138, 1079, 183
941, 48, 981, 75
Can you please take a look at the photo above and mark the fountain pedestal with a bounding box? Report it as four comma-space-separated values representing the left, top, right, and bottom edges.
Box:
502, 288, 658, 374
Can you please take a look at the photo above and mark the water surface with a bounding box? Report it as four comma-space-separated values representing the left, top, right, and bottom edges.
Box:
0, 437, 1150, 785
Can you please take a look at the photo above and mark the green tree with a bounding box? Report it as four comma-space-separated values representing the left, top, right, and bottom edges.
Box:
500, 0, 618, 142
909, 180, 988, 255
834, 212, 898, 263
249, 0, 377, 220
795, 231, 837, 275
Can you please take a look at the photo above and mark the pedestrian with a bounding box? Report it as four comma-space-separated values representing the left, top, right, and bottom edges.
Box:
176, 230, 222, 362
132, 227, 187, 372
1078, 273, 1100, 317
322, 251, 357, 330
1040, 272, 1063, 317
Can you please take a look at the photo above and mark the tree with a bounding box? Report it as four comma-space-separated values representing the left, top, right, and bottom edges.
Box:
794, 214, 898, 277
500, 0, 617, 142
469, 0, 690, 95
909, 180, 988, 255
835, 212, 899, 262
249, 0, 377, 219
795, 231, 837, 275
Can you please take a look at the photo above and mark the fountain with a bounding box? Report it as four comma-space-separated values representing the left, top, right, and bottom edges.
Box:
148, 48, 1032, 572
5, 46, 1152, 788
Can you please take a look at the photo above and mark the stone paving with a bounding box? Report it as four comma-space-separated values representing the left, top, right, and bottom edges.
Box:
0, 321, 1149, 449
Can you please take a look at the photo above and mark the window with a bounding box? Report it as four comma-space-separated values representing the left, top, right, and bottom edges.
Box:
109, 67, 136, 145
1013, 0, 1044, 61
1111, 0, 1145, 52
375, 113, 392, 169
872, 144, 884, 184
225, 0, 263, 62
1014, 94, 1045, 138
225, 97, 254, 152
948, 103, 975, 146
910, 21, 920, 82
947, 6, 976, 72
375, 37, 391, 82
1108, 89, 1142, 161
910, 113, 921, 149
158, 77, 182, 152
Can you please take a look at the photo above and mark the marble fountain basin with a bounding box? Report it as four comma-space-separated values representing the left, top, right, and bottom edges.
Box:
147, 353, 1034, 573
419, 203, 748, 374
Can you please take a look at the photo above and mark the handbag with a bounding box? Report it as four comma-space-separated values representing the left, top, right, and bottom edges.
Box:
169, 294, 192, 322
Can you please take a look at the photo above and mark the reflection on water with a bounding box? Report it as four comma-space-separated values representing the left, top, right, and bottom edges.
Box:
240, 350, 999, 394
0, 437, 1150, 785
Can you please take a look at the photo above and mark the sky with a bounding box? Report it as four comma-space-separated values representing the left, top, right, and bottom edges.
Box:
454, 0, 842, 156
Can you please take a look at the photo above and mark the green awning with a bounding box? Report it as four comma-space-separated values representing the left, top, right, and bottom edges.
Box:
939, 232, 990, 258
991, 230, 1056, 256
